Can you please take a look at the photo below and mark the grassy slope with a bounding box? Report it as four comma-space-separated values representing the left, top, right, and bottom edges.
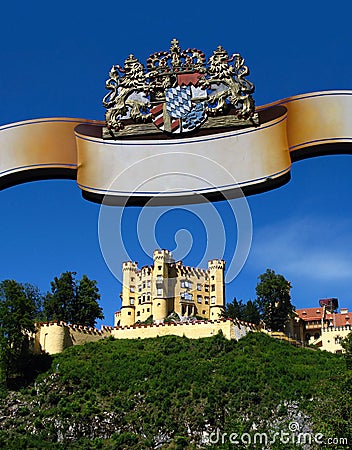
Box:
0, 332, 350, 449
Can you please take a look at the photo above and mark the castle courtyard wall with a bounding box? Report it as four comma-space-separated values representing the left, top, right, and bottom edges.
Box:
34, 319, 257, 354
111, 318, 253, 340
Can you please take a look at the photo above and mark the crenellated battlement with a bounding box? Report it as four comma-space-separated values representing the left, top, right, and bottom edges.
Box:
323, 325, 352, 332
34, 321, 112, 355
122, 261, 138, 271
112, 317, 257, 331
119, 249, 226, 326
111, 317, 257, 341
207, 259, 225, 270
34, 319, 258, 354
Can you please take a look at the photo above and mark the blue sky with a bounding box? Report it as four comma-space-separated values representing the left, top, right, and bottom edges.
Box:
1, 1, 352, 326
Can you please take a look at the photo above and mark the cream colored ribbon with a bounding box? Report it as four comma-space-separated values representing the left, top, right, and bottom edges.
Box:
1, 91, 351, 205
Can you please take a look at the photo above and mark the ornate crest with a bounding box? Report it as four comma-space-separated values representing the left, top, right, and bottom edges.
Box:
103, 39, 259, 138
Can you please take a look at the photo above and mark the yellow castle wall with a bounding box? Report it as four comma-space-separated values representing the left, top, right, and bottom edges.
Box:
112, 319, 256, 341
34, 319, 257, 354
321, 326, 351, 353
118, 250, 225, 327
35, 322, 112, 354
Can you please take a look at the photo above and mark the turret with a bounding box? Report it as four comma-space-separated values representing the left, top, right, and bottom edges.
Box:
120, 261, 138, 326
152, 250, 174, 322
207, 259, 225, 319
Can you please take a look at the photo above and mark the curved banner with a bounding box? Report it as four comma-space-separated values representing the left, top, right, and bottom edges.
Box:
1, 91, 352, 205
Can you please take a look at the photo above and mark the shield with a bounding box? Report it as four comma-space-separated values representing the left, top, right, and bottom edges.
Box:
151, 80, 207, 134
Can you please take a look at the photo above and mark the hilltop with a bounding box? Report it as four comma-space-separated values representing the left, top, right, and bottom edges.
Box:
0, 332, 350, 449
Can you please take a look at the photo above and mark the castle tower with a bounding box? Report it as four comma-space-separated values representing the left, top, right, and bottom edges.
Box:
120, 261, 138, 326
207, 259, 225, 319
152, 249, 174, 322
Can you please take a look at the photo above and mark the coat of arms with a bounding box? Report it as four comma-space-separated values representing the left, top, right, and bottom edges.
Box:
103, 39, 259, 138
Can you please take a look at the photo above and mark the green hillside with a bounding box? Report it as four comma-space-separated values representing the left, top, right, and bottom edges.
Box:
0, 332, 350, 449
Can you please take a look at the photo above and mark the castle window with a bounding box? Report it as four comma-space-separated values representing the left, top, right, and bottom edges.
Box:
211, 284, 215, 292
128, 312, 131, 316
202, 310, 206, 314
181, 292, 192, 301
130, 286, 135, 293
157, 288, 162, 296
205, 285, 209, 292
211, 275, 215, 280
147, 308, 150, 312
131, 277, 135, 281
147, 293, 151, 301
157, 275, 162, 281
197, 283, 201, 291
205, 297, 209, 304
147, 280, 151, 288
335, 336, 341, 344
130, 298, 134, 305
138, 297, 142, 305
197, 296, 202, 303
211, 296, 216, 304
142, 295, 146, 302
157, 303, 161, 307
158, 265, 162, 270
143, 282, 146, 289
138, 285, 142, 292
137, 311, 140, 317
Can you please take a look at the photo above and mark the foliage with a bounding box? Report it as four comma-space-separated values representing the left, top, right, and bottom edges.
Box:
221, 298, 261, 325
0, 332, 348, 448
341, 331, 352, 369
256, 269, 294, 331
0, 280, 40, 386
135, 315, 154, 325
43, 272, 104, 327
164, 312, 181, 324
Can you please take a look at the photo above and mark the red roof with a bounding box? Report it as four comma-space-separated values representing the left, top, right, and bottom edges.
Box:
296, 307, 324, 321
296, 307, 350, 326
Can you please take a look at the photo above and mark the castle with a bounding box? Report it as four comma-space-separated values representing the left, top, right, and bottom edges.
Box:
33, 250, 256, 355
115, 249, 225, 327
31, 252, 352, 355
287, 298, 352, 353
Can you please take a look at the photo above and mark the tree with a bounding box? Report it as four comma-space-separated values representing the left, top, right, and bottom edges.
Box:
341, 332, 352, 369
255, 269, 294, 331
221, 298, 261, 325
43, 272, 104, 327
74, 275, 104, 327
242, 300, 261, 325
43, 272, 76, 324
220, 298, 245, 320
0, 280, 40, 384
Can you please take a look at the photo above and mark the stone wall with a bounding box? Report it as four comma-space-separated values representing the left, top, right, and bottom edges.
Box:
112, 318, 255, 341
34, 319, 257, 354
35, 322, 112, 354
321, 325, 352, 353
